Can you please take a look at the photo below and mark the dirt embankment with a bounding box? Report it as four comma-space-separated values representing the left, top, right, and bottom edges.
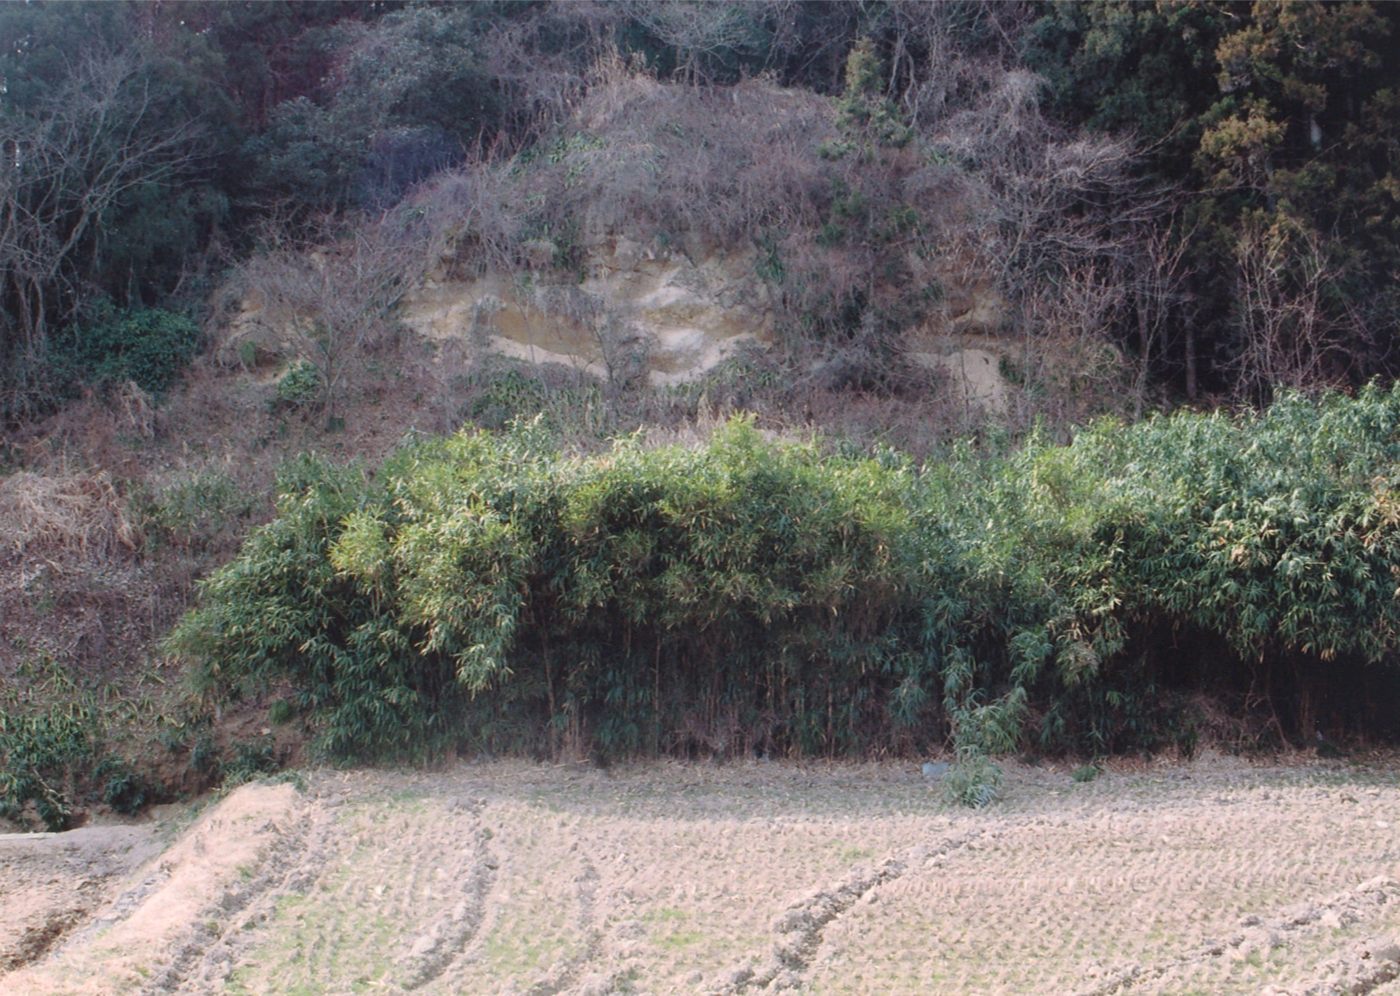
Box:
3, 755, 1400, 994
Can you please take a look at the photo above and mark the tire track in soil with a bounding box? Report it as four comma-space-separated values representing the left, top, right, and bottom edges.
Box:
523, 856, 604, 996
1295, 938, 1400, 996
719, 827, 996, 994
141, 787, 332, 995
394, 796, 499, 990
1077, 876, 1400, 996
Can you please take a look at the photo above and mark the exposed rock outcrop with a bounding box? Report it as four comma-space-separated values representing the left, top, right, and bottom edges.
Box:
401, 238, 768, 388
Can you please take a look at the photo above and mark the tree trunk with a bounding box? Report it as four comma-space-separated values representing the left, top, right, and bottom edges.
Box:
1184, 322, 1198, 401
1134, 298, 1151, 419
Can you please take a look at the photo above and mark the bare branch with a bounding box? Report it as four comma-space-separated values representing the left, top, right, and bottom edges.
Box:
0, 47, 201, 416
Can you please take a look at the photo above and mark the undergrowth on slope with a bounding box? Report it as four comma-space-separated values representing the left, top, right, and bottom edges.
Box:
53, 306, 202, 397
0, 655, 158, 830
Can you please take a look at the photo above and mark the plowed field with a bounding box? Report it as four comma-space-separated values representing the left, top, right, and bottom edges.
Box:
3, 754, 1399, 994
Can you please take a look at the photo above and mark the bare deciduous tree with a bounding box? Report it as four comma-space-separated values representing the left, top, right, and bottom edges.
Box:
927, 57, 1179, 422
1229, 217, 1364, 402
477, 2, 622, 144
0, 49, 198, 416
236, 211, 426, 422
618, 1, 768, 86
1130, 215, 1195, 414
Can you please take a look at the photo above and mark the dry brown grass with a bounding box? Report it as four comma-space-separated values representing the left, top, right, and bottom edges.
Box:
0, 470, 141, 560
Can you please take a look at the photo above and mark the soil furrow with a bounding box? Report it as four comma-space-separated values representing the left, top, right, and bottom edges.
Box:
723, 828, 992, 993
1079, 876, 1400, 996
9, 824, 168, 970
396, 798, 498, 990
142, 800, 315, 994
524, 856, 603, 996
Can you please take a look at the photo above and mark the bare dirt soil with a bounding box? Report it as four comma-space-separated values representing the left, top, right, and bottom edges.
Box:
2, 753, 1399, 995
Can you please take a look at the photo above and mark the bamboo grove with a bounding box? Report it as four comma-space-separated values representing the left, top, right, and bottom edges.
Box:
172, 386, 1400, 784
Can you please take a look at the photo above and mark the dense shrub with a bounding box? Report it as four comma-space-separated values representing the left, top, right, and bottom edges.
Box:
0, 659, 161, 829
172, 387, 1400, 776
222, 737, 285, 786
0, 705, 95, 831
171, 419, 973, 762
95, 755, 154, 816
997, 383, 1400, 746
55, 306, 201, 396
140, 468, 260, 554
274, 360, 323, 411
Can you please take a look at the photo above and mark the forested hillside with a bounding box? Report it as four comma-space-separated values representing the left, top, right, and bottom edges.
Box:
3, 0, 1398, 420
3, 1, 1400, 823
